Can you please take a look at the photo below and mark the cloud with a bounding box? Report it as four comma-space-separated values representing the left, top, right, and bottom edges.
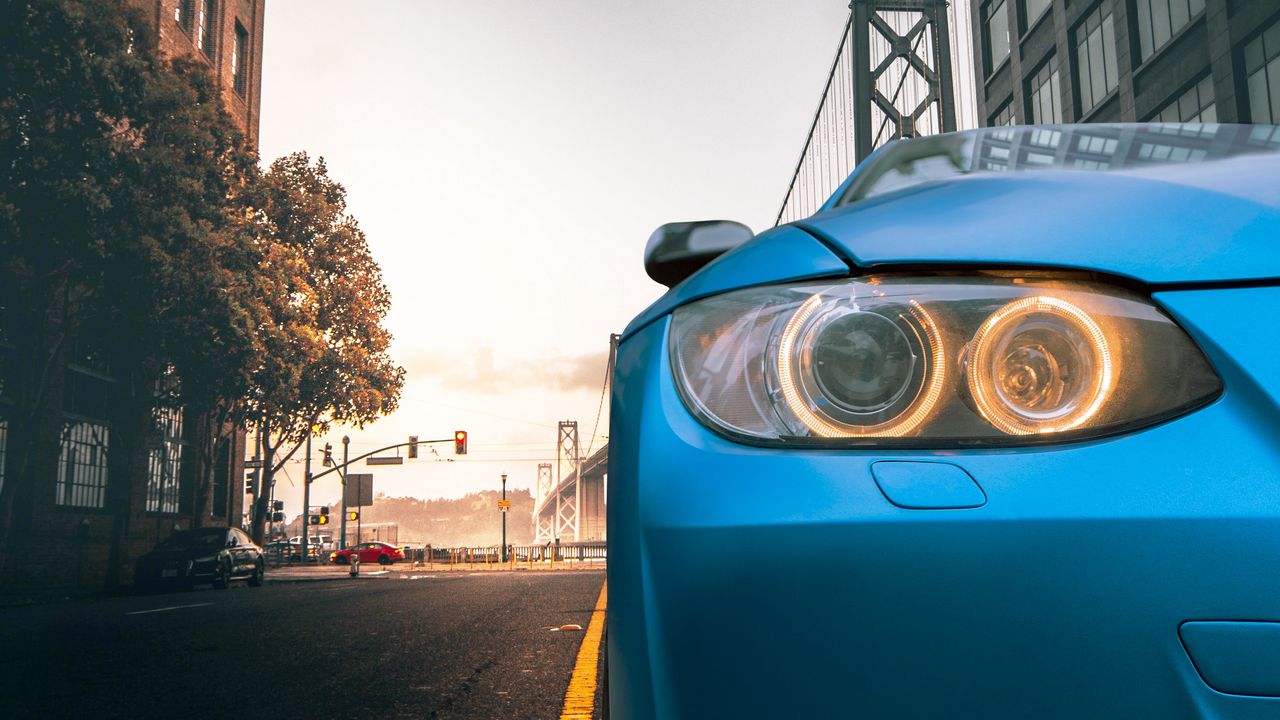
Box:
403, 345, 610, 395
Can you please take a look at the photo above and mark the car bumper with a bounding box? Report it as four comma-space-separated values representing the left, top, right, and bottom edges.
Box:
607, 286, 1280, 719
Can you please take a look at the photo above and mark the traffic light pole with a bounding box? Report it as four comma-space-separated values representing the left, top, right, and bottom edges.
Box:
301, 429, 312, 563
339, 436, 350, 549
501, 473, 508, 563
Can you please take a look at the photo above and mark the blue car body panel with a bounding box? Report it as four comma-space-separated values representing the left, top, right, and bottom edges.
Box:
797, 158, 1280, 284
610, 128, 1280, 718
608, 303, 1280, 718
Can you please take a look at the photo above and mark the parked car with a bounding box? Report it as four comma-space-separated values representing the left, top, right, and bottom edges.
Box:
135, 527, 264, 591
609, 124, 1280, 717
329, 541, 404, 566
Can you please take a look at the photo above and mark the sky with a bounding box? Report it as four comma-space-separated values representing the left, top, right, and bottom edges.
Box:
253, 1, 861, 514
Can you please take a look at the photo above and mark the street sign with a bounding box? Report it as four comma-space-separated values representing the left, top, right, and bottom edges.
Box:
366, 456, 403, 466
497, 500, 511, 508
344, 473, 374, 508
244, 459, 263, 469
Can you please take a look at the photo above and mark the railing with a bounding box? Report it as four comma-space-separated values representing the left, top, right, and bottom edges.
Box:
397, 543, 607, 570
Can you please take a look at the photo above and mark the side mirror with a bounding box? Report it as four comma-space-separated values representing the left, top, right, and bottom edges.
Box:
644, 220, 753, 288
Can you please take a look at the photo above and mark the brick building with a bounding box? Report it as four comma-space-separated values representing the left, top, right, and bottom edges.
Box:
0, 0, 266, 591
971, 0, 1280, 126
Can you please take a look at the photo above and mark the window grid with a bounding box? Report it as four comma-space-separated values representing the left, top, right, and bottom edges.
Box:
1244, 21, 1280, 124
1028, 56, 1063, 124
1134, 0, 1205, 62
984, 0, 1012, 75
1022, 0, 1052, 32
173, 0, 193, 34
232, 23, 248, 97
197, 0, 215, 56
56, 421, 109, 509
146, 405, 184, 514
1075, 5, 1119, 115
1151, 76, 1216, 123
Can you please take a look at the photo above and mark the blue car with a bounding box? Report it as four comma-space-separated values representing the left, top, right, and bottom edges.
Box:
608, 124, 1280, 718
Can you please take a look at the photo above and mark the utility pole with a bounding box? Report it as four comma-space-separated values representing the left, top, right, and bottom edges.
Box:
501, 473, 508, 562
339, 435, 350, 549
301, 428, 312, 562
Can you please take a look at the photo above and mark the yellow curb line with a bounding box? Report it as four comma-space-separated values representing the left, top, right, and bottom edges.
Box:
560, 579, 608, 720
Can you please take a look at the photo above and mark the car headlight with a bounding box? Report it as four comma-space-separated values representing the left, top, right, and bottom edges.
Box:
669, 275, 1221, 447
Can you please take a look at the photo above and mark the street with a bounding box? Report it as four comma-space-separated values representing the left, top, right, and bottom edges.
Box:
0, 570, 606, 719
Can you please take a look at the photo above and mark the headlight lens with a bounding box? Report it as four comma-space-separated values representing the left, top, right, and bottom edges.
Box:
670, 276, 1220, 447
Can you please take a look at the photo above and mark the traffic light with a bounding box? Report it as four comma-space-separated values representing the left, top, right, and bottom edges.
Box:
408, 435, 418, 459
454, 430, 468, 455
323, 442, 333, 467
308, 514, 320, 525
318, 514, 329, 525
245, 478, 254, 494
271, 511, 285, 522
347, 511, 359, 521
272, 500, 284, 511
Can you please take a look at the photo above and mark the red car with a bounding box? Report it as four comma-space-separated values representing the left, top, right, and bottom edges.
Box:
329, 541, 404, 566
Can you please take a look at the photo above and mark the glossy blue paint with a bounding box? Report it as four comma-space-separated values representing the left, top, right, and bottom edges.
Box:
870, 461, 986, 509
1181, 622, 1280, 697
608, 297, 1280, 719
621, 225, 849, 341
798, 159, 1280, 284
609, 126, 1280, 718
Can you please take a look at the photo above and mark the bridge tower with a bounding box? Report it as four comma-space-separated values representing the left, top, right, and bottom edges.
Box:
555, 421, 580, 543
534, 463, 554, 543
778, 0, 963, 224
849, 0, 957, 162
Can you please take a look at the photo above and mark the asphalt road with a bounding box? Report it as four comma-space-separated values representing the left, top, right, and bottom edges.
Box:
0, 570, 606, 720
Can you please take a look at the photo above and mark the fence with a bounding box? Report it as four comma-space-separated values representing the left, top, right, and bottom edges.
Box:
398, 542, 607, 570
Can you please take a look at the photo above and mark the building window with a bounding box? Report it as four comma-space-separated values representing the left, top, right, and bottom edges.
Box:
232, 22, 249, 97
146, 370, 184, 514
1134, 0, 1205, 62
991, 102, 1016, 127
1244, 21, 1280, 124
173, 0, 193, 34
211, 437, 230, 518
56, 421, 109, 509
1028, 55, 1062, 123
983, 0, 1011, 75
1151, 75, 1216, 122
197, 0, 216, 57
1022, 0, 1052, 32
1075, 5, 1119, 115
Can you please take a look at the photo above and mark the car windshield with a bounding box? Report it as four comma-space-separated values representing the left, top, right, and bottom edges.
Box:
158, 529, 226, 548
835, 123, 1280, 207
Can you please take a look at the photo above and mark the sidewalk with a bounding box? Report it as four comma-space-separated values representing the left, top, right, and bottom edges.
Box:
264, 559, 606, 583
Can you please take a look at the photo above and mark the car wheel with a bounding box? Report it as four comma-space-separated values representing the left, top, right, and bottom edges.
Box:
248, 560, 264, 587
212, 559, 231, 589
378, 555, 391, 566
335, 555, 348, 565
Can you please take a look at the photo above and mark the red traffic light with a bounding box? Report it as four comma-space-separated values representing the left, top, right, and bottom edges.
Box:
454, 430, 468, 455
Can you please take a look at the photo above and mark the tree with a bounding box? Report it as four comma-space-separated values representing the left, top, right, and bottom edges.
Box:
0, 0, 268, 579
247, 153, 405, 543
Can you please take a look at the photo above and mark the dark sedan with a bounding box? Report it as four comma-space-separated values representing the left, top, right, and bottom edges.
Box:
134, 527, 264, 592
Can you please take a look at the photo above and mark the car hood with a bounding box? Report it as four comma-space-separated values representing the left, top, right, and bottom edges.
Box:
797, 153, 1280, 285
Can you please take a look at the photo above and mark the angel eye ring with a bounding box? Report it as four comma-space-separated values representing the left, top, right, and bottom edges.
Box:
966, 295, 1115, 435
776, 295, 946, 437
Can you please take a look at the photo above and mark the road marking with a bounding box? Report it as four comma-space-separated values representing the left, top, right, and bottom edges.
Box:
560, 580, 607, 720
126, 602, 213, 616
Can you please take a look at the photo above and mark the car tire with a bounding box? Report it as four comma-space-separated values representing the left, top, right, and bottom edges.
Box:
248, 561, 264, 587
335, 556, 348, 565
213, 559, 231, 589
378, 555, 391, 566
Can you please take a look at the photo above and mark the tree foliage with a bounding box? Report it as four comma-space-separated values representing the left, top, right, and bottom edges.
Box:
0, 1, 404, 558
